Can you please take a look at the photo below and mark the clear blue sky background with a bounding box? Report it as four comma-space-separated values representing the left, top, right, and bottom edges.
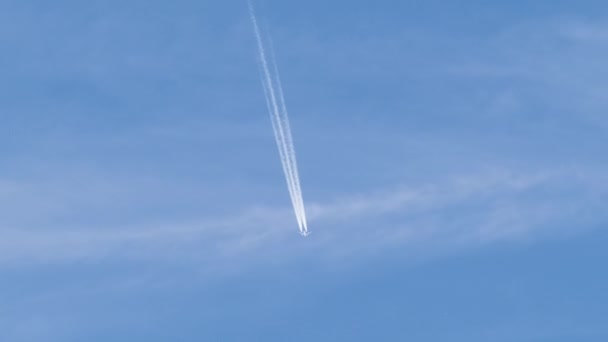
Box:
2, 0, 608, 340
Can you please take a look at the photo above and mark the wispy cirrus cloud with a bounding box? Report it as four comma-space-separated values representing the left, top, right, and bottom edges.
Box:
2, 166, 606, 267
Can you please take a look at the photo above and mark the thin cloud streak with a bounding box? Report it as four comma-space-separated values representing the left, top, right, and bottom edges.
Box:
1, 168, 606, 266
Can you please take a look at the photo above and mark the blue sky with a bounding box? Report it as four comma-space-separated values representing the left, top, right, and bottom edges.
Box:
1, 0, 608, 340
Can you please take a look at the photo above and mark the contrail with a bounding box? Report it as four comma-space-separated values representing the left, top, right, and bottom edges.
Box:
268, 41, 308, 233
248, 1, 309, 236
250, 5, 307, 235
249, 15, 301, 231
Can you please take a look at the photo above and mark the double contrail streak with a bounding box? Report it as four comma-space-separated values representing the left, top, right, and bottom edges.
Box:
248, 1, 309, 236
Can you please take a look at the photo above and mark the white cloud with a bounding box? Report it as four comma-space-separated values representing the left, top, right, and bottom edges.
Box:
1, 166, 605, 267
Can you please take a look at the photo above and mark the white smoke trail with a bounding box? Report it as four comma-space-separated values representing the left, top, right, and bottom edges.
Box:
251, 17, 306, 235
250, 22, 301, 232
260, 71, 304, 231
268, 42, 308, 233
248, 1, 309, 236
